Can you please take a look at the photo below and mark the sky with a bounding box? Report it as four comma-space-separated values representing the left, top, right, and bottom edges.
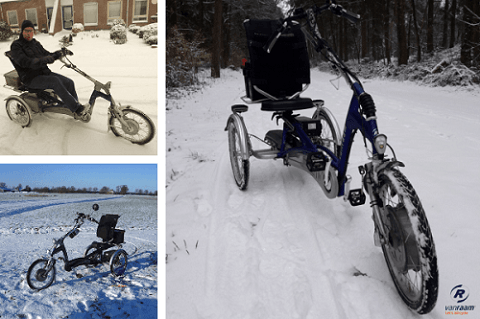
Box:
0, 164, 157, 192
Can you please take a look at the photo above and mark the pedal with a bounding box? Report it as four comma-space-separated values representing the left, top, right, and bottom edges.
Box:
348, 188, 366, 206
306, 152, 327, 172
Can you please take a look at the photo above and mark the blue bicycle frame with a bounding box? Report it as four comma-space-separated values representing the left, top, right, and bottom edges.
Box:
273, 5, 385, 198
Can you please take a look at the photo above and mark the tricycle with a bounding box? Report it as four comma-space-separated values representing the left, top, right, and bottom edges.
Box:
26, 203, 128, 290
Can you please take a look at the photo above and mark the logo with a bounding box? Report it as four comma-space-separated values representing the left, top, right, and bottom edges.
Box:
446, 284, 475, 315
451, 284, 470, 303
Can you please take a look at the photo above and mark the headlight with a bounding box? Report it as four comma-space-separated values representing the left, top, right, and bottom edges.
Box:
374, 134, 387, 155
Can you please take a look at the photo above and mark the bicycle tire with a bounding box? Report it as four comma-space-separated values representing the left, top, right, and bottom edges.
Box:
109, 108, 155, 145
227, 120, 249, 190
377, 168, 438, 314
312, 107, 341, 157
26, 259, 56, 290
110, 249, 128, 277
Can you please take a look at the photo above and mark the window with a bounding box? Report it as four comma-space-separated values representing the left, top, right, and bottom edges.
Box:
84, 2, 98, 26
7, 11, 18, 27
133, 0, 148, 22
25, 8, 38, 27
108, 1, 122, 24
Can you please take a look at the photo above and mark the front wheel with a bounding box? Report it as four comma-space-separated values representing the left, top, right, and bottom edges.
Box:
110, 249, 128, 277
26, 259, 56, 290
109, 108, 155, 145
376, 168, 438, 314
227, 120, 249, 190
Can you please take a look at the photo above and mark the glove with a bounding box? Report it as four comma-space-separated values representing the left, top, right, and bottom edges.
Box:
53, 50, 63, 59
40, 55, 55, 64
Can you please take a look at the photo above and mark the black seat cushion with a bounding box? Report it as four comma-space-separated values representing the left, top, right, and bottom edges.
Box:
261, 98, 314, 112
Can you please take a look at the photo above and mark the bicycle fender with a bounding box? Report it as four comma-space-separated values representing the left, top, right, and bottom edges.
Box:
374, 160, 405, 183
225, 113, 251, 160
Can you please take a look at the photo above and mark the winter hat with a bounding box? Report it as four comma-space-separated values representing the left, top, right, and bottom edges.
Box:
21, 20, 35, 32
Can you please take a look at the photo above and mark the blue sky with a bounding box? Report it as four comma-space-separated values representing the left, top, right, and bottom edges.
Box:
0, 164, 157, 191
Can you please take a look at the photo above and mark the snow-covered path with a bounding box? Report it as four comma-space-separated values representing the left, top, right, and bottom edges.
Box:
166, 69, 480, 318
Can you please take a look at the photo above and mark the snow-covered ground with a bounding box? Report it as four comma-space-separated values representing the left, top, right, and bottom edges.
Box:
0, 30, 157, 155
166, 69, 480, 318
0, 194, 157, 318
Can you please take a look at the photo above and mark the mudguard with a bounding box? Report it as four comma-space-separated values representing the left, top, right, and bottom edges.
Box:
225, 112, 251, 160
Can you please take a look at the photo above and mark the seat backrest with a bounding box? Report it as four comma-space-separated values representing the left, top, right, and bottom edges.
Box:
243, 19, 310, 101
96, 214, 119, 242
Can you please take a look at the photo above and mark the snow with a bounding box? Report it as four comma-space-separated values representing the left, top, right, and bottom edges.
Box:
166, 69, 480, 318
0, 194, 157, 318
0, 30, 157, 155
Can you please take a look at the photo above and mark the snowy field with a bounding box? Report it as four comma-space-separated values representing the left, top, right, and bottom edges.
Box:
0, 30, 157, 155
166, 69, 480, 318
0, 194, 157, 318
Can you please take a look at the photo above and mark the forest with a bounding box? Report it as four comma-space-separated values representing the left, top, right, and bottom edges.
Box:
166, 0, 480, 89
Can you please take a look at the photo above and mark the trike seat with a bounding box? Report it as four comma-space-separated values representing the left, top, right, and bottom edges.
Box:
96, 214, 125, 244
261, 98, 314, 112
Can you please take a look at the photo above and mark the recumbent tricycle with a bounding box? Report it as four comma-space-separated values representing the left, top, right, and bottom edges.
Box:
26, 203, 128, 290
3, 47, 155, 145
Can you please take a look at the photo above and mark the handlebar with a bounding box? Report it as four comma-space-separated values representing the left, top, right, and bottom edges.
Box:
263, 0, 359, 53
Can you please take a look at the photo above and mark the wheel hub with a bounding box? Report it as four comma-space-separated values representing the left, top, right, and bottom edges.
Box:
121, 119, 140, 135
35, 269, 48, 281
384, 205, 421, 272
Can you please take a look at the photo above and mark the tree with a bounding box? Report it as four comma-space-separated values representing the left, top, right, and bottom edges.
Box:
396, 0, 409, 65
461, 0, 475, 67
99, 186, 110, 194
211, 0, 223, 78
426, 0, 434, 53
120, 185, 129, 195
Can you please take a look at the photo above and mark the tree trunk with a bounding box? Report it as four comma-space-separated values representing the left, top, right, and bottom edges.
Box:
442, 0, 449, 48
211, 0, 223, 78
396, 0, 409, 65
410, 0, 422, 62
361, 1, 368, 59
221, 1, 230, 69
383, 0, 391, 64
426, 0, 434, 53
449, 0, 456, 48
460, 0, 473, 67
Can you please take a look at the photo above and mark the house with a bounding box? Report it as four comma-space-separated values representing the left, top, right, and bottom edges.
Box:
0, 186, 14, 192
0, 0, 157, 35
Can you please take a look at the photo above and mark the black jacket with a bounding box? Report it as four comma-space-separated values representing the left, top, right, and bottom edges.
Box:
10, 36, 53, 85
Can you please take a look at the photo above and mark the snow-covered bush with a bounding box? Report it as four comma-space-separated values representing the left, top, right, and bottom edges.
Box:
72, 23, 84, 34
129, 24, 140, 34
139, 23, 157, 45
110, 19, 127, 44
166, 26, 209, 90
0, 21, 13, 41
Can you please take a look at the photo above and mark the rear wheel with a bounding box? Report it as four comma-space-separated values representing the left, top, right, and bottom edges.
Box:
110, 249, 128, 277
6, 97, 32, 127
227, 120, 249, 190
110, 108, 155, 145
377, 168, 438, 314
26, 259, 56, 290
312, 107, 340, 157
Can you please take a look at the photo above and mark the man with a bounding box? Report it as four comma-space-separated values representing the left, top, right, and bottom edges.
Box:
10, 20, 85, 115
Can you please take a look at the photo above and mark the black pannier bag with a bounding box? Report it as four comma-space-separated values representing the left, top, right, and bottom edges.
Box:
97, 214, 125, 244
243, 19, 310, 101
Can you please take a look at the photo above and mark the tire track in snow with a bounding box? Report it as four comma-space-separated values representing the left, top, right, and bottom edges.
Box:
0, 196, 120, 218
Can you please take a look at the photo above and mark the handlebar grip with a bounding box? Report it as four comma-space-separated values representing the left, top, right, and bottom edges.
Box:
263, 29, 283, 53
341, 8, 360, 24
330, 4, 360, 24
